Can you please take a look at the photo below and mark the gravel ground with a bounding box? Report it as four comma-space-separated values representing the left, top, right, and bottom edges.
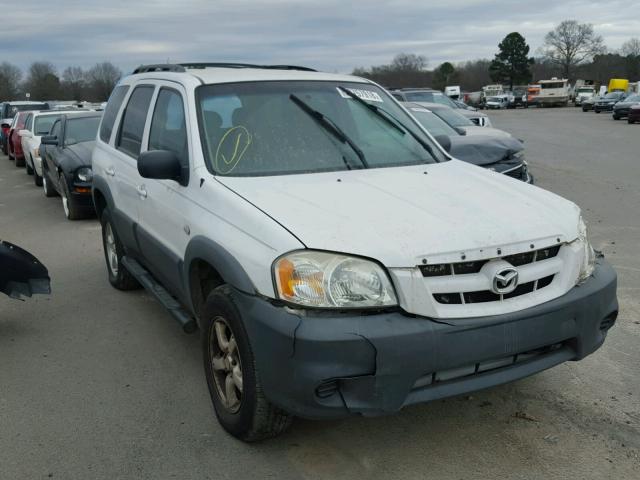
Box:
1, 106, 639, 479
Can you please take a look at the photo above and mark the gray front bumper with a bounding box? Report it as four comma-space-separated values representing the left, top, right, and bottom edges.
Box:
235, 259, 617, 419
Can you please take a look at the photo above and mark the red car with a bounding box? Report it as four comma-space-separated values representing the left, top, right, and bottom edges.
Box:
628, 105, 640, 124
8, 111, 30, 167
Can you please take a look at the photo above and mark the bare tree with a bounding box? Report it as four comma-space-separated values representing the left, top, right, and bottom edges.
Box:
389, 53, 428, 72
23, 62, 61, 100
86, 62, 122, 101
61, 66, 86, 101
0, 62, 23, 100
621, 38, 640, 57
353, 53, 431, 88
541, 20, 605, 79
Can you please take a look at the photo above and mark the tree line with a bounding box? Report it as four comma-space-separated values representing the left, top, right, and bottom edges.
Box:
353, 20, 640, 92
0, 61, 122, 102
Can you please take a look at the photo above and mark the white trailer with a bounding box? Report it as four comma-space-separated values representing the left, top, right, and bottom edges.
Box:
537, 78, 570, 107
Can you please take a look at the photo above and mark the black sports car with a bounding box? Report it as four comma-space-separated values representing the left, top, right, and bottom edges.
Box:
39, 111, 102, 220
404, 102, 532, 183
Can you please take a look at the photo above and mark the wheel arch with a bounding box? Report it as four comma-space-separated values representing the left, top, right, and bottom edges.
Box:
91, 176, 114, 220
184, 236, 257, 322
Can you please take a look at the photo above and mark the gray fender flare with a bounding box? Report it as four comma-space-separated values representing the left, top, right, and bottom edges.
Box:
183, 235, 257, 306
92, 176, 115, 213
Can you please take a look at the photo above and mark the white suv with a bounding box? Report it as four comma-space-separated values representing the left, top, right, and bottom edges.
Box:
92, 63, 618, 441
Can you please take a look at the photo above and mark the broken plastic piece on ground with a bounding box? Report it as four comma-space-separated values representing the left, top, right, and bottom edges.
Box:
0, 240, 51, 300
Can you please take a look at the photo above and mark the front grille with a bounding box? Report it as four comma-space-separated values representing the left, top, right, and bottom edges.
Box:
412, 342, 567, 390
433, 275, 555, 304
504, 165, 524, 180
420, 245, 560, 278
422, 245, 562, 305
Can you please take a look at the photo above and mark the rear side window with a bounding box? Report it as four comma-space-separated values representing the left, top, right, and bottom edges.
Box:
99, 85, 130, 143
35, 115, 62, 135
148, 89, 188, 166
117, 86, 154, 158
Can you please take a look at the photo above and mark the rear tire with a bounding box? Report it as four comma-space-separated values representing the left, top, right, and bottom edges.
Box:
34, 170, 43, 186
100, 209, 141, 290
202, 285, 293, 442
26, 155, 34, 175
15, 155, 25, 167
629, 118, 635, 124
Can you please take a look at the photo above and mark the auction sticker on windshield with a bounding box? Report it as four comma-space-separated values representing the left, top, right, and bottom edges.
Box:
338, 87, 384, 103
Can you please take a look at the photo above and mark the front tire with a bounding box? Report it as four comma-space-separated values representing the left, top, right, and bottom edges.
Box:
202, 285, 293, 442
629, 118, 635, 124
42, 169, 58, 197
34, 169, 43, 186
60, 178, 84, 220
15, 155, 25, 167
100, 209, 140, 290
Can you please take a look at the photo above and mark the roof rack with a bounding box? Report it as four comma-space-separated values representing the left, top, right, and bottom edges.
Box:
132, 63, 317, 74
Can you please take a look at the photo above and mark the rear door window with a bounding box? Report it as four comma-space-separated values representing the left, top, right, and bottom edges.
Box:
116, 86, 154, 158
99, 85, 130, 144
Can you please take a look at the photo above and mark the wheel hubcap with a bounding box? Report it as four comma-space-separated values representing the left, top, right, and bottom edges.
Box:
62, 191, 69, 218
104, 223, 118, 276
209, 317, 243, 413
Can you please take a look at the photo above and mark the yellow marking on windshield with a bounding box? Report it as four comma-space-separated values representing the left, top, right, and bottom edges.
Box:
215, 126, 252, 174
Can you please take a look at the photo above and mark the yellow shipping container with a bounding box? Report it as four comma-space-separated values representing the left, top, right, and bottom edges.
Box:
608, 78, 629, 92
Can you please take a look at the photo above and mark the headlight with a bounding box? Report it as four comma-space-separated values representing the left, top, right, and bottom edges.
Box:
511, 150, 525, 161
75, 167, 93, 182
273, 250, 398, 309
483, 117, 492, 127
576, 216, 596, 284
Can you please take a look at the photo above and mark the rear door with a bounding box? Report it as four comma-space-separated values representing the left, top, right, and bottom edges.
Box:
135, 83, 192, 300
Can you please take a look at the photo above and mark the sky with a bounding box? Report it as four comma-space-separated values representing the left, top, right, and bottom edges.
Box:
1, 0, 639, 75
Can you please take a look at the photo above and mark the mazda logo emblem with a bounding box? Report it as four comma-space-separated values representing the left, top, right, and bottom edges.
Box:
492, 267, 519, 294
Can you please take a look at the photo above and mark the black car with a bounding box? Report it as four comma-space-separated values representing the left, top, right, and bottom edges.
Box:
612, 94, 640, 120
39, 111, 102, 220
593, 91, 627, 113
404, 102, 532, 183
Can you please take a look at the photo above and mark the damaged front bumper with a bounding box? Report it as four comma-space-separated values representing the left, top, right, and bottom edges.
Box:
235, 259, 617, 419
0, 240, 51, 299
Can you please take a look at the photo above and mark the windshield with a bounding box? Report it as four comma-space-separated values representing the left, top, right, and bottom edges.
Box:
196, 81, 445, 176
577, 88, 594, 93
65, 116, 101, 145
408, 107, 459, 137
604, 92, 623, 99
403, 91, 457, 108
625, 95, 640, 102
430, 107, 474, 127
34, 115, 62, 135
541, 82, 566, 89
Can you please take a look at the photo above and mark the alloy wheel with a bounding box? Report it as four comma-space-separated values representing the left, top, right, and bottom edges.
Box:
104, 223, 119, 276
209, 317, 243, 413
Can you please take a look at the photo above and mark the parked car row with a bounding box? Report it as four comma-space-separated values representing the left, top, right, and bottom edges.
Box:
2, 103, 102, 219
2, 63, 617, 443
581, 91, 640, 122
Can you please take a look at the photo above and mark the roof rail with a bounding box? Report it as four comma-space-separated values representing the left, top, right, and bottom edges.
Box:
132, 64, 186, 74
132, 63, 317, 74
179, 63, 317, 72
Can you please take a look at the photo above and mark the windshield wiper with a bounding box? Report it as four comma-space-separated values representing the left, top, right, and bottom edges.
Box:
337, 86, 439, 162
289, 94, 369, 169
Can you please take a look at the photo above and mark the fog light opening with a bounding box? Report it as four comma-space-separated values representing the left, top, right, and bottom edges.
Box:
600, 311, 618, 331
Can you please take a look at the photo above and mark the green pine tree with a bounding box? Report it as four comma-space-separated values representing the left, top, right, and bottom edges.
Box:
489, 32, 534, 90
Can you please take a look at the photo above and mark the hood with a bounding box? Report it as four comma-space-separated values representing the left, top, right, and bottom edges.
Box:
457, 109, 487, 120
615, 101, 638, 108
63, 141, 95, 170
448, 135, 523, 166
217, 161, 580, 267
460, 126, 511, 138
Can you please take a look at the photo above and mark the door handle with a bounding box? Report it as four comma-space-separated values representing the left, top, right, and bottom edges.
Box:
105, 166, 115, 176
136, 184, 147, 198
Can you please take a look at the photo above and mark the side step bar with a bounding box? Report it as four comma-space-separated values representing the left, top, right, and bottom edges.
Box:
121, 256, 198, 334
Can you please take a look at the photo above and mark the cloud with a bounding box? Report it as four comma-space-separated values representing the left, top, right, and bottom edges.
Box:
0, 0, 638, 74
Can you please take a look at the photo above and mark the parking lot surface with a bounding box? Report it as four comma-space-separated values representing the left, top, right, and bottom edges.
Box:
1, 107, 639, 479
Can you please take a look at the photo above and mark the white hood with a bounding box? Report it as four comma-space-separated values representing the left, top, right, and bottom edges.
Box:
218, 161, 580, 267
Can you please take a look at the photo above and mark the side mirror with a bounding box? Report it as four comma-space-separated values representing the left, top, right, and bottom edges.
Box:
1, 123, 10, 130
434, 135, 452, 153
18, 129, 32, 138
138, 150, 186, 185
41, 135, 58, 145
